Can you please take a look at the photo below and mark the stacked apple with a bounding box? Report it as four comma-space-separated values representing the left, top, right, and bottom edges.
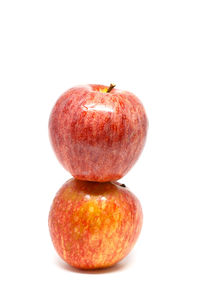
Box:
48, 84, 148, 269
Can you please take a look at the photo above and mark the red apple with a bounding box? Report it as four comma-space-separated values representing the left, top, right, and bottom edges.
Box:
49, 84, 148, 182
49, 178, 143, 269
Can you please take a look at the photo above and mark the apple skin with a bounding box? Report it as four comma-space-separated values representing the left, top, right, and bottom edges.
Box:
49, 84, 148, 182
49, 178, 143, 269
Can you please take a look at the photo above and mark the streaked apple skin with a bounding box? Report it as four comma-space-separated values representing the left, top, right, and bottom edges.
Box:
49, 84, 148, 182
49, 178, 143, 269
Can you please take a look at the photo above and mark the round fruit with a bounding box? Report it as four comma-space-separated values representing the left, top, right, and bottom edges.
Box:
49, 178, 143, 269
49, 84, 148, 182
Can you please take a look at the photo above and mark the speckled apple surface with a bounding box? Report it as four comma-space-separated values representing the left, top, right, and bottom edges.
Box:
49, 84, 148, 182
49, 179, 143, 269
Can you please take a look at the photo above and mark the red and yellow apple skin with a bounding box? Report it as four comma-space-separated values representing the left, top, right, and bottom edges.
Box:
49, 178, 143, 269
49, 84, 148, 182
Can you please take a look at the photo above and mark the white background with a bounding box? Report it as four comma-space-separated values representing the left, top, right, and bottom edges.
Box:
0, 0, 200, 299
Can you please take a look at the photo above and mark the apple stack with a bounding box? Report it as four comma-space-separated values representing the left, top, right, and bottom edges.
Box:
48, 84, 148, 269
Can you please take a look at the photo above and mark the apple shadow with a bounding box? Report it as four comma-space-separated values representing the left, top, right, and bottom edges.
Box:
55, 252, 135, 274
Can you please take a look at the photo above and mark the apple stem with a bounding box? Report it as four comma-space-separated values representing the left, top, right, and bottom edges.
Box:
120, 184, 126, 187
106, 83, 116, 93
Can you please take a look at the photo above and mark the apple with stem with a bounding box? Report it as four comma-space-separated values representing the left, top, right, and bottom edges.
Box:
49, 84, 148, 182
49, 178, 143, 269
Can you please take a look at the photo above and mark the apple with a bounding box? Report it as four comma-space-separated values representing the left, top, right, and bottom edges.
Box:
49, 178, 143, 269
49, 84, 148, 182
